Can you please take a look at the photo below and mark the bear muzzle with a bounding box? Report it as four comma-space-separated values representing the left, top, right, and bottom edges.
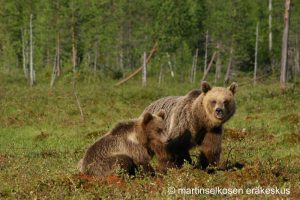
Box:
215, 108, 225, 120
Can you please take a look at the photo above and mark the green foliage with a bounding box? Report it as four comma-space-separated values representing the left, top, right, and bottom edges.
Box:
2, 0, 298, 78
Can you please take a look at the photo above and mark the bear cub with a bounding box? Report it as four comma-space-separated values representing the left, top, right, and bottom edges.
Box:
78, 110, 168, 177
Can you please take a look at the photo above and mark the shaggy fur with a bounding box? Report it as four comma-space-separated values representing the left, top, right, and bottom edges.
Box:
142, 82, 237, 168
78, 110, 168, 177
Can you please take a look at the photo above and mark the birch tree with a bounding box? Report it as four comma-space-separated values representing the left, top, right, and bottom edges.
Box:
142, 52, 147, 87
204, 30, 208, 74
215, 43, 221, 85
254, 22, 259, 85
224, 47, 233, 84
29, 14, 34, 87
280, 0, 291, 90
21, 28, 28, 80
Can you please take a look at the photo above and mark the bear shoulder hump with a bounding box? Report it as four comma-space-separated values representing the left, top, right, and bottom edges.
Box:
186, 89, 201, 98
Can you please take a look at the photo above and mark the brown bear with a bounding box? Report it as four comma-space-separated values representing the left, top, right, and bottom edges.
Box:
78, 110, 169, 177
142, 82, 237, 169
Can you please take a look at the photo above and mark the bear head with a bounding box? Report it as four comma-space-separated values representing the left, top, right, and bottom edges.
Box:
201, 81, 237, 126
140, 110, 168, 147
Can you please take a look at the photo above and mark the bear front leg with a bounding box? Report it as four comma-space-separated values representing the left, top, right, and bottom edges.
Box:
136, 162, 155, 176
181, 150, 193, 165
199, 131, 222, 169
150, 143, 177, 173
172, 150, 192, 167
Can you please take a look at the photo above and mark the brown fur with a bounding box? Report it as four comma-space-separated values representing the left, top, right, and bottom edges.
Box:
142, 82, 237, 168
78, 110, 167, 177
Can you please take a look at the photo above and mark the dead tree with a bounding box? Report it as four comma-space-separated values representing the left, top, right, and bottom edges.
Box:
21, 28, 28, 80
190, 48, 198, 83
142, 52, 147, 87
295, 36, 300, 77
224, 47, 234, 84
214, 43, 221, 84
93, 43, 98, 76
202, 51, 216, 81
269, 0, 272, 52
29, 14, 34, 87
71, 5, 84, 121
119, 51, 124, 78
167, 53, 175, 78
193, 48, 199, 83
204, 30, 209, 74
115, 42, 158, 86
50, 33, 60, 88
280, 0, 291, 90
158, 64, 163, 87
254, 22, 259, 85
190, 53, 195, 83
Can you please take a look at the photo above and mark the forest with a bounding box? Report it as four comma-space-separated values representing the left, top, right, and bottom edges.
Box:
0, 0, 299, 85
0, 0, 299, 199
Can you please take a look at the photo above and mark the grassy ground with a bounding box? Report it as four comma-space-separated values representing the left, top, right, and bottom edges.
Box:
0, 70, 299, 199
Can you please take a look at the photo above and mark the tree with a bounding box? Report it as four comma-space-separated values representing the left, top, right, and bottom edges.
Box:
280, 0, 291, 90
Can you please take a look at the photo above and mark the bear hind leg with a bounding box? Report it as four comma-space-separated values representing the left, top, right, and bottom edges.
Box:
84, 155, 137, 177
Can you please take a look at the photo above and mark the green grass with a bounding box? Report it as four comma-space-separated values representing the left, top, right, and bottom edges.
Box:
0, 70, 299, 199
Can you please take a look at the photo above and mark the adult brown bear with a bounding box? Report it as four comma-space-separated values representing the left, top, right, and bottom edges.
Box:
142, 82, 237, 169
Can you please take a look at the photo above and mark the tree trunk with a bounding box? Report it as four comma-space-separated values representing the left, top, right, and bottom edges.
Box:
254, 22, 259, 85
115, 42, 158, 86
142, 52, 147, 87
190, 49, 198, 83
202, 51, 216, 81
158, 64, 163, 87
29, 14, 34, 87
224, 47, 234, 84
56, 33, 60, 76
269, 0, 274, 72
71, 6, 84, 121
94, 44, 98, 76
22, 29, 28, 80
167, 53, 175, 78
280, 0, 291, 90
119, 50, 124, 78
204, 30, 208, 74
72, 25, 76, 72
215, 43, 221, 85
192, 48, 199, 83
50, 50, 57, 87
269, 0, 272, 52
295, 36, 300, 76
190, 54, 195, 83
50, 33, 60, 88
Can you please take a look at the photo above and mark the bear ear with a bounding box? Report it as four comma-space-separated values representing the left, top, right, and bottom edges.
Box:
228, 82, 238, 95
156, 110, 165, 120
201, 81, 211, 93
142, 112, 153, 125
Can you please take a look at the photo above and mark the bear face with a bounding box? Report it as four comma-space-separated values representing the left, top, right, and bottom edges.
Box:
141, 110, 168, 147
201, 82, 237, 126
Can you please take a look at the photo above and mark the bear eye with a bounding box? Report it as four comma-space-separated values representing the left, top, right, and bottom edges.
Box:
224, 100, 228, 105
211, 100, 216, 105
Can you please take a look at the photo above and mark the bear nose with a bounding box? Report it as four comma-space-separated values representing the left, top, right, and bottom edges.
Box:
216, 108, 223, 114
216, 108, 223, 115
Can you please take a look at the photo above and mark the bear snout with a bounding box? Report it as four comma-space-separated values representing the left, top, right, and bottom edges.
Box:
215, 108, 224, 119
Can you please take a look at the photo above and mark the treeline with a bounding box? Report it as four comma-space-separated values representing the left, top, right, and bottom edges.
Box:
0, 0, 299, 85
